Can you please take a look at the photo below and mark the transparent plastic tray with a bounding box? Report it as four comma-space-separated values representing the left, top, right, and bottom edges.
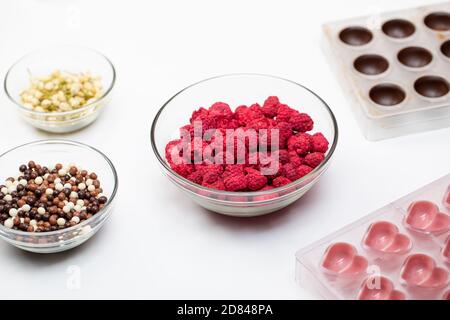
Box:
323, 2, 450, 140
296, 173, 450, 300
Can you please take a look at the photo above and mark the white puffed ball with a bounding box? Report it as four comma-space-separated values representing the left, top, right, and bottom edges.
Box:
57, 218, 66, 226
64, 183, 72, 189
4, 218, 14, 229
68, 202, 75, 209
58, 169, 66, 176
71, 216, 80, 224
70, 191, 78, 199
63, 206, 71, 214
78, 183, 86, 190
37, 207, 46, 215
45, 188, 53, 195
30, 219, 37, 226
54, 178, 61, 184
87, 185, 95, 192
7, 185, 16, 193
0, 187, 7, 195
19, 179, 27, 186
43, 173, 49, 179
3, 195, 12, 202
55, 183, 64, 191
5, 181, 13, 188
35, 177, 43, 185
21, 204, 31, 212
9, 208, 18, 217
74, 205, 82, 212
76, 199, 84, 206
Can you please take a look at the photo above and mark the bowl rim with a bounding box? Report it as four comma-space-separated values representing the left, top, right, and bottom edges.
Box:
3, 45, 116, 116
0, 139, 119, 237
150, 73, 339, 199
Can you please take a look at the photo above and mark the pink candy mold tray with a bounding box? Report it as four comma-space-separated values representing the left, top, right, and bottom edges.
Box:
322, 2, 450, 140
296, 173, 450, 300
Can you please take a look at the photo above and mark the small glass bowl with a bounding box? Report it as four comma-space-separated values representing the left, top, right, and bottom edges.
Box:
0, 140, 118, 253
151, 74, 338, 217
4, 46, 116, 133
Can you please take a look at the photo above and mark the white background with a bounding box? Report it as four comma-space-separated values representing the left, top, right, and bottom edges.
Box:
0, 0, 449, 299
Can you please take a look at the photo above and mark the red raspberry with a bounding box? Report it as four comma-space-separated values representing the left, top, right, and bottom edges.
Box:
261, 96, 280, 118
204, 178, 226, 190
276, 104, 295, 122
311, 133, 329, 153
234, 105, 249, 126
273, 149, 289, 165
190, 107, 208, 123
172, 164, 194, 178
224, 175, 248, 191
209, 102, 233, 119
203, 170, 220, 184
288, 151, 303, 167
287, 133, 311, 156
222, 165, 245, 179
282, 163, 301, 181
187, 170, 204, 184
165, 139, 182, 165
289, 112, 314, 132
304, 152, 325, 168
272, 176, 292, 188
246, 173, 268, 191
297, 165, 313, 178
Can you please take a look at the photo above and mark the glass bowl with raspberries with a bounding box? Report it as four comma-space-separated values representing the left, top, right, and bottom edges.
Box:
151, 74, 338, 217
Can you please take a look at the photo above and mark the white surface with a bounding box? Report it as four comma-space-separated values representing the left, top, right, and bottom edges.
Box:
0, 0, 448, 299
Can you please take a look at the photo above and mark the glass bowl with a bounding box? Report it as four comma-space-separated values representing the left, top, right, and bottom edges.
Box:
0, 140, 118, 253
151, 74, 338, 217
4, 46, 116, 133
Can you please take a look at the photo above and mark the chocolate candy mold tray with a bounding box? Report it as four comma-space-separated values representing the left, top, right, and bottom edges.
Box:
296, 173, 450, 300
323, 2, 450, 140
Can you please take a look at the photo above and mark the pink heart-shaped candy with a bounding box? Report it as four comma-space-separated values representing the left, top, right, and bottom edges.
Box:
321, 242, 368, 276
400, 254, 449, 289
363, 221, 411, 255
357, 276, 406, 300
405, 201, 450, 234
443, 236, 450, 263
444, 186, 450, 209
443, 291, 450, 300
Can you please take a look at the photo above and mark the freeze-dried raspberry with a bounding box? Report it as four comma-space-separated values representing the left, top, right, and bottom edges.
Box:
297, 165, 313, 178
224, 175, 248, 191
165, 139, 182, 165
222, 165, 245, 179
246, 173, 268, 191
187, 170, 204, 184
289, 112, 314, 132
204, 178, 226, 190
261, 96, 280, 118
274, 149, 289, 165
282, 163, 301, 181
275, 121, 293, 149
172, 164, 194, 178
288, 151, 303, 167
311, 133, 329, 153
276, 104, 295, 122
287, 133, 311, 156
272, 176, 292, 188
190, 107, 208, 123
304, 152, 325, 168
203, 170, 220, 184
209, 102, 233, 120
